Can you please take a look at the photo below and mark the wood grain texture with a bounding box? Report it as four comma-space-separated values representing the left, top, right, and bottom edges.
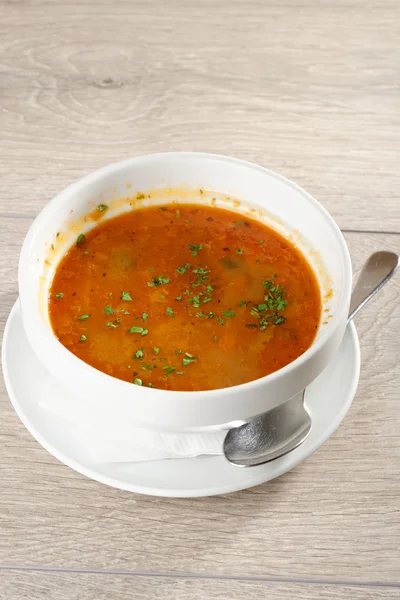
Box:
0, 221, 399, 584
0, 0, 399, 230
1, 571, 400, 600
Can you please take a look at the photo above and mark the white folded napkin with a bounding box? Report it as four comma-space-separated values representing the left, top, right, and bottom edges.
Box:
38, 392, 225, 463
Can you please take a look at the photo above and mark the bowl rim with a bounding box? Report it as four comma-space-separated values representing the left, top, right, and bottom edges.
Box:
19, 151, 352, 399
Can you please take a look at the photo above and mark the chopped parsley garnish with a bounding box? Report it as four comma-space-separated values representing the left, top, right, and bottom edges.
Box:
182, 355, 197, 367
134, 348, 144, 359
196, 311, 214, 319
162, 366, 176, 375
274, 316, 286, 325
175, 349, 184, 355
142, 312, 149, 322
238, 300, 247, 307
176, 263, 191, 274
166, 307, 174, 317
104, 305, 115, 315
236, 249, 243, 255
202, 296, 212, 304
141, 364, 156, 371
147, 382, 156, 388
206, 284, 214, 293
128, 326, 144, 334
216, 316, 225, 326
213, 335, 218, 343
76, 233, 86, 247
133, 378, 143, 386
106, 321, 119, 328
223, 308, 235, 318
152, 347, 160, 355
188, 243, 203, 256
236, 221, 244, 226
79, 334, 87, 342
187, 295, 201, 308
77, 313, 91, 321
141, 329, 149, 336
121, 291, 132, 301
175, 296, 182, 302
147, 275, 170, 287
55, 292, 64, 300
97, 204, 108, 212
176, 371, 184, 375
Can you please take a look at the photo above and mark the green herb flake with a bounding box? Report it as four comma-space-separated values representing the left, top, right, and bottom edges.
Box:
79, 334, 87, 342
76, 233, 86, 247
162, 366, 176, 376
134, 348, 144, 359
216, 316, 225, 326
236, 221, 244, 226
274, 316, 286, 325
141, 329, 149, 336
142, 312, 149, 322
206, 284, 214, 293
147, 275, 171, 287
152, 347, 160, 355
175, 296, 182, 302
202, 296, 212, 304
97, 204, 108, 212
258, 303, 268, 311
182, 355, 197, 367
176, 371, 184, 375
159, 206, 166, 211
188, 295, 201, 309
141, 363, 156, 371
121, 291, 132, 301
55, 292, 64, 300
238, 300, 247, 307
166, 307, 174, 317
176, 263, 192, 275
213, 335, 218, 343
257, 240, 264, 244
188, 243, 203, 256
104, 305, 115, 315
56, 231, 60, 238
106, 321, 119, 328
147, 382, 156, 388
128, 326, 144, 334
223, 308, 236, 318
77, 313, 91, 321
185, 219, 190, 224
136, 193, 145, 200
236, 249, 243, 255
133, 378, 143, 386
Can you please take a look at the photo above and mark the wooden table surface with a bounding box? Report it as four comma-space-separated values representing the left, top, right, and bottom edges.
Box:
1, 1, 399, 598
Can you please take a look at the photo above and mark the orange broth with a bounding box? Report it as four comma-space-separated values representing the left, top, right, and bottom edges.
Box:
49, 203, 321, 391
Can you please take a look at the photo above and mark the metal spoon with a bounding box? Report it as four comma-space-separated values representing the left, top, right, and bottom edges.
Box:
223, 251, 399, 467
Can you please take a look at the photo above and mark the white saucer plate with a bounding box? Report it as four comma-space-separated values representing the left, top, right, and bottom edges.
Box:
2, 301, 360, 498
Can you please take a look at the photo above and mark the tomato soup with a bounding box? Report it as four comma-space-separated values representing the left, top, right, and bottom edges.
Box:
49, 203, 321, 391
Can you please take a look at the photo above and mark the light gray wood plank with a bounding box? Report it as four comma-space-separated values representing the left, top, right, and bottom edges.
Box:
0, 0, 399, 230
0, 218, 399, 582
1, 571, 399, 600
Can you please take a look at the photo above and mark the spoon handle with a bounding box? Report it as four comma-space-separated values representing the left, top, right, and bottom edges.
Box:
348, 251, 399, 323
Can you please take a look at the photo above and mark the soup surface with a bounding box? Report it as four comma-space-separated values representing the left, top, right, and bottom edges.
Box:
49, 202, 321, 391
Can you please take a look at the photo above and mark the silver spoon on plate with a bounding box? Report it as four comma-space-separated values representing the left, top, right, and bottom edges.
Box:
223, 251, 399, 467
